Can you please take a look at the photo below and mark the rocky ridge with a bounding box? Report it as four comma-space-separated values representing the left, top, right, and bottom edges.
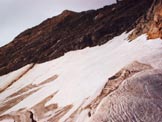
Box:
0, 0, 162, 122
0, 0, 153, 76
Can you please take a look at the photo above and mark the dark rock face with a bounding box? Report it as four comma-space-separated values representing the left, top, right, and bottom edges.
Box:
0, 0, 153, 76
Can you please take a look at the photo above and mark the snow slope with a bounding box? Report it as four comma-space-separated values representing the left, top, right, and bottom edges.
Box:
0, 32, 162, 121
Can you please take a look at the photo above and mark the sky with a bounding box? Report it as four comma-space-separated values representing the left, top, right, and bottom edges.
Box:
0, 0, 115, 47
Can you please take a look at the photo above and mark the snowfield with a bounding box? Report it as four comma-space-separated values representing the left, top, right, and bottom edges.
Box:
0, 33, 162, 121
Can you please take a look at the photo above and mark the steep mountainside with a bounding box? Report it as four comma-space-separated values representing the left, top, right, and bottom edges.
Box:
0, 0, 153, 76
0, 0, 162, 122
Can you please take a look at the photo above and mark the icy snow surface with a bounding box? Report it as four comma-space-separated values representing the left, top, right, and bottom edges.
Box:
0, 33, 162, 121
0, 119, 14, 122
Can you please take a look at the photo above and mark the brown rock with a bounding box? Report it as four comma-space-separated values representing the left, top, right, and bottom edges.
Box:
0, 0, 153, 76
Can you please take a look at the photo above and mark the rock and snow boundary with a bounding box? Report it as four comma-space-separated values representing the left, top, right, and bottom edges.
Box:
0, 32, 162, 122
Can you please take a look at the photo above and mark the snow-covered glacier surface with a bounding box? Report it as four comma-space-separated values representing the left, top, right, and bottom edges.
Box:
0, 33, 162, 122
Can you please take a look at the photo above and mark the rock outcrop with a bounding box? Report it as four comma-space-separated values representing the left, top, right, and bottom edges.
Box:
129, 0, 162, 40
147, 0, 162, 39
0, 0, 162, 122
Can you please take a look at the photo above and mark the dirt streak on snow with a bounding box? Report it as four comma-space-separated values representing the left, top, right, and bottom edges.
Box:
0, 64, 33, 93
0, 33, 162, 121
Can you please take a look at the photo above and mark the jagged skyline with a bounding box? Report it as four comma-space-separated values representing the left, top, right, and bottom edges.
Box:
0, 0, 115, 47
